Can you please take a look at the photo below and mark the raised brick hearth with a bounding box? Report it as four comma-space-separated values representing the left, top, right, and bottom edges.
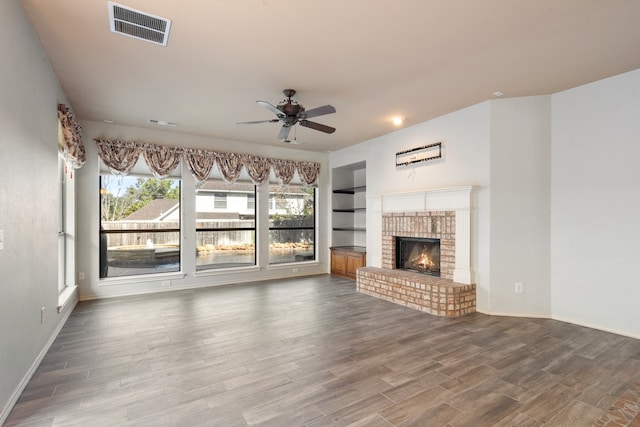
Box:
356, 187, 476, 317
357, 267, 476, 317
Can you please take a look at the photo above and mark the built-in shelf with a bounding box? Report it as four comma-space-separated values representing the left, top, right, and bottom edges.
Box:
332, 162, 366, 250
332, 227, 366, 232
332, 208, 366, 213
333, 186, 366, 194
330, 245, 366, 252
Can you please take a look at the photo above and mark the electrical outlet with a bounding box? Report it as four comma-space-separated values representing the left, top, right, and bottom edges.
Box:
79, 272, 85, 280
292, 268, 299, 273
162, 280, 171, 287
515, 282, 524, 294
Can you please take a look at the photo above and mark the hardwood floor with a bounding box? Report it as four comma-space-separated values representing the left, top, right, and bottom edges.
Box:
5, 274, 640, 426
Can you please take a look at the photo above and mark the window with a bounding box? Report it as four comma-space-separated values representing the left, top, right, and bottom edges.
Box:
57, 154, 66, 292
213, 192, 227, 209
269, 185, 315, 264
196, 179, 256, 270
99, 175, 181, 278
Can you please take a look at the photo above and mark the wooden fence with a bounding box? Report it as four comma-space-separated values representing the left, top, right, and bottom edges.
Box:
102, 219, 313, 247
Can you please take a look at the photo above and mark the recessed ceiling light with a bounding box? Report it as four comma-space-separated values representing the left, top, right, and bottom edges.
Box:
392, 117, 404, 126
103, 119, 115, 124
493, 91, 504, 97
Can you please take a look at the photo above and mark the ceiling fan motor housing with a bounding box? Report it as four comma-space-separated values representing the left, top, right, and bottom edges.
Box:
278, 103, 305, 125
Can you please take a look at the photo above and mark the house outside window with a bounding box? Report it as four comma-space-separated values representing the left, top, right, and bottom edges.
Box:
196, 179, 256, 270
269, 184, 315, 264
99, 175, 180, 278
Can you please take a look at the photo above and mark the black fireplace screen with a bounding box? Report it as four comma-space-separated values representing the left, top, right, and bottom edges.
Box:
395, 237, 441, 276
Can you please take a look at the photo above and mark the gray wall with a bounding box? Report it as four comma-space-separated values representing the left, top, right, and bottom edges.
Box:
0, 1, 77, 421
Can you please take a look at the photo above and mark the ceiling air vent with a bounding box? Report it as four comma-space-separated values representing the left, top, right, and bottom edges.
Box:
108, 2, 171, 46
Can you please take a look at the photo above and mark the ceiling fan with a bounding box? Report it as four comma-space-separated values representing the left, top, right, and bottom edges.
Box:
237, 89, 336, 141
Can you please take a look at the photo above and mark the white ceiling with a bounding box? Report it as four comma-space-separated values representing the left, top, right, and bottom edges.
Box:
20, 0, 640, 153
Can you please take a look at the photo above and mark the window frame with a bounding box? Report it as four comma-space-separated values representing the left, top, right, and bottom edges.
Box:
195, 179, 257, 271
268, 185, 316, 265
99, 175, 182, 279
57, 154, 66, 293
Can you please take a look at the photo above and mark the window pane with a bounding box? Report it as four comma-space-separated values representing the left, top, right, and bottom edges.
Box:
269, 230, 314, 263
101, 231, 180, 278
196, 230, 255, 269
269, 185, 315, 264
196, 179, 256, 270
100, 175, 180, 278
58, 155, 66, 292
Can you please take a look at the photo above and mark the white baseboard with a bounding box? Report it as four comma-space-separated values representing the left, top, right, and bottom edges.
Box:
475, 308, 640, 340
0, 300, 77, 425
475, 308, 551, 319
549, 315, 640, 340
78, 271, 325, 301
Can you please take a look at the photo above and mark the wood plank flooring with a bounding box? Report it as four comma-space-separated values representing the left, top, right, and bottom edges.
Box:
5, 274, 640, 426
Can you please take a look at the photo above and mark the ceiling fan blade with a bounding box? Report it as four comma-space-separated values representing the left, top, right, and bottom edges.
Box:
278, 125, 292, 140
236, 119, 280, 125
299, 120, 336, 134
257, 101, 284, 118
302, 104, 336, 119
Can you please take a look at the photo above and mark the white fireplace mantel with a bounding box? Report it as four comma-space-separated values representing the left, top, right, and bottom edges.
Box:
369, 186, 475, 284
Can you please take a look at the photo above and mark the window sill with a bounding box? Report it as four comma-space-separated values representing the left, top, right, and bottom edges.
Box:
98, 272, 186, 286
267, 260, 319, 271
57, 285, 77, 313
194, 265, 261, 277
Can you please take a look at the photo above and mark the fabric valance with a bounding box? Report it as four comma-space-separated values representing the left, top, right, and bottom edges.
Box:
94, 139, 321, 186
58, 104, 86, 173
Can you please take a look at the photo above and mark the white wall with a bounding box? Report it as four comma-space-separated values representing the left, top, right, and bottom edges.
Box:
329, 102, 493, 310
76, 121, 330, 300
0, 1, 77, 422
489, 96, 551, 316
551, 69, 640, 338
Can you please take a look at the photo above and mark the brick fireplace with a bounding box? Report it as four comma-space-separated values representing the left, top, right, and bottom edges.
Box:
381, 211, 455, 279
357, 186, 476, 317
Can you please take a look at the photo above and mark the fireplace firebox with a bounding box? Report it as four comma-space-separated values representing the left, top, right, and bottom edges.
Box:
395, 237, 441, 276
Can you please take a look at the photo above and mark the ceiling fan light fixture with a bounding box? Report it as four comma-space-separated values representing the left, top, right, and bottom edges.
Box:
283, 139, 301, 145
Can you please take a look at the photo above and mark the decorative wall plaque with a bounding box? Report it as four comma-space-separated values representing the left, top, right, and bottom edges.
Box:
396, 142, 442, 167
